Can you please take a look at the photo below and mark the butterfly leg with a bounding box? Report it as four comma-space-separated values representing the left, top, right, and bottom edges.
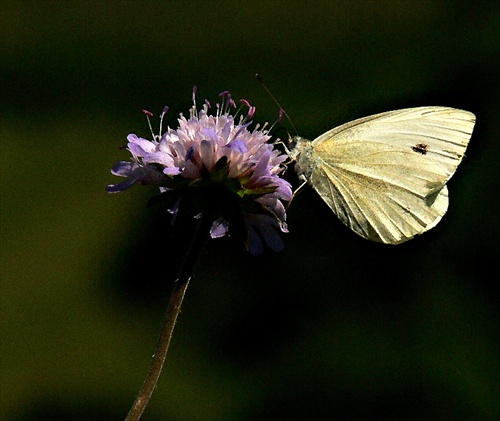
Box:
286, 174, 308, 209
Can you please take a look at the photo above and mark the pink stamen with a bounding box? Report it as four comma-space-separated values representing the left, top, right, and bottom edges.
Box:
142, 109, 155, 138
278, 108, 284, 123
247, 106, 256, 120
240, 99, 251, 108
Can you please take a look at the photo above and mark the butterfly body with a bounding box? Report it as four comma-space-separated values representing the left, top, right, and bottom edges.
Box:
289, 107, 475, 244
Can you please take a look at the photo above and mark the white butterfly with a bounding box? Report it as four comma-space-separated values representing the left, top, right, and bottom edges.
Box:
288, 107, 476, 244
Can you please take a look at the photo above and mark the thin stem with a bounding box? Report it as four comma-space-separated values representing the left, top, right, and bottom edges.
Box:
125, 279, 190, 421
125, 211, 212, 421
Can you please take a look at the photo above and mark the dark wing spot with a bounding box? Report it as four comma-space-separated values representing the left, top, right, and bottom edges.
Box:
412, 143, 428, 155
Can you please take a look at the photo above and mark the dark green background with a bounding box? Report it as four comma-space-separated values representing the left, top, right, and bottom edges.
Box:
1, 1, 499, 420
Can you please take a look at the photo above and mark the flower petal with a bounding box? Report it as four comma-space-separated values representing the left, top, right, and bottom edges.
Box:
226, 138, 247, 153
210, 218, 229, 238
110, 161, 138, 177
127, 134, 157, 156
106, 178, 139, 192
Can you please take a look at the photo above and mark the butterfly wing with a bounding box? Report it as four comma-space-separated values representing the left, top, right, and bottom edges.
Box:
301, 107, 475, 244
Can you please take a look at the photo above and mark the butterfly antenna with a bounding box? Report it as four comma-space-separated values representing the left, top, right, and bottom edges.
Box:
255, 73, 298, 138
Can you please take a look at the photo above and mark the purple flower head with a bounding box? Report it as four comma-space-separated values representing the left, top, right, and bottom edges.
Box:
107, 89, 292, 254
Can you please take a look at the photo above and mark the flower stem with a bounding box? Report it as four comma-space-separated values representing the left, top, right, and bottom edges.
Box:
125, 211, 212, 421
125, 279, 190, 421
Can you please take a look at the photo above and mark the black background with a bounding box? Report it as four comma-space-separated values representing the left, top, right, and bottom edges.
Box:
2, 2, 499, 420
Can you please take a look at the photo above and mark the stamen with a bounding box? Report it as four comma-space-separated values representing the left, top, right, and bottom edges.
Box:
142, 109, 155, 139
259, 122, 269, 134
268, 109, 284, 132
247, 106, 256, 120
159, 106, 169, 139
278, 108, 284, 123
192, 86, 197, 104
224, 94, 231, 114
218, 91, 233, 114
237, 99, 256, 124
240, 99, 251, 108
192, 86, 198, 118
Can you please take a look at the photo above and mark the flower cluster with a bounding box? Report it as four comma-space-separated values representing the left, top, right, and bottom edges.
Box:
107, 89, 292, 254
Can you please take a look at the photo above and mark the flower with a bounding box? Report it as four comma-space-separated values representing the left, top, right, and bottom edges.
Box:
107, 88, 292, 254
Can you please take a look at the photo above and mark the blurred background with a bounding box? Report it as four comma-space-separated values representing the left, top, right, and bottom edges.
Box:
1, 1, 499, 420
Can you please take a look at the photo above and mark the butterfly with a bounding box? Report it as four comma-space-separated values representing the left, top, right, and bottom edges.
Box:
288, 106, 475, 244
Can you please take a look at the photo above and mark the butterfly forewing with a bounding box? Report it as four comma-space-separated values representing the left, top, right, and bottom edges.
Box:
294, 106, 475, 244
